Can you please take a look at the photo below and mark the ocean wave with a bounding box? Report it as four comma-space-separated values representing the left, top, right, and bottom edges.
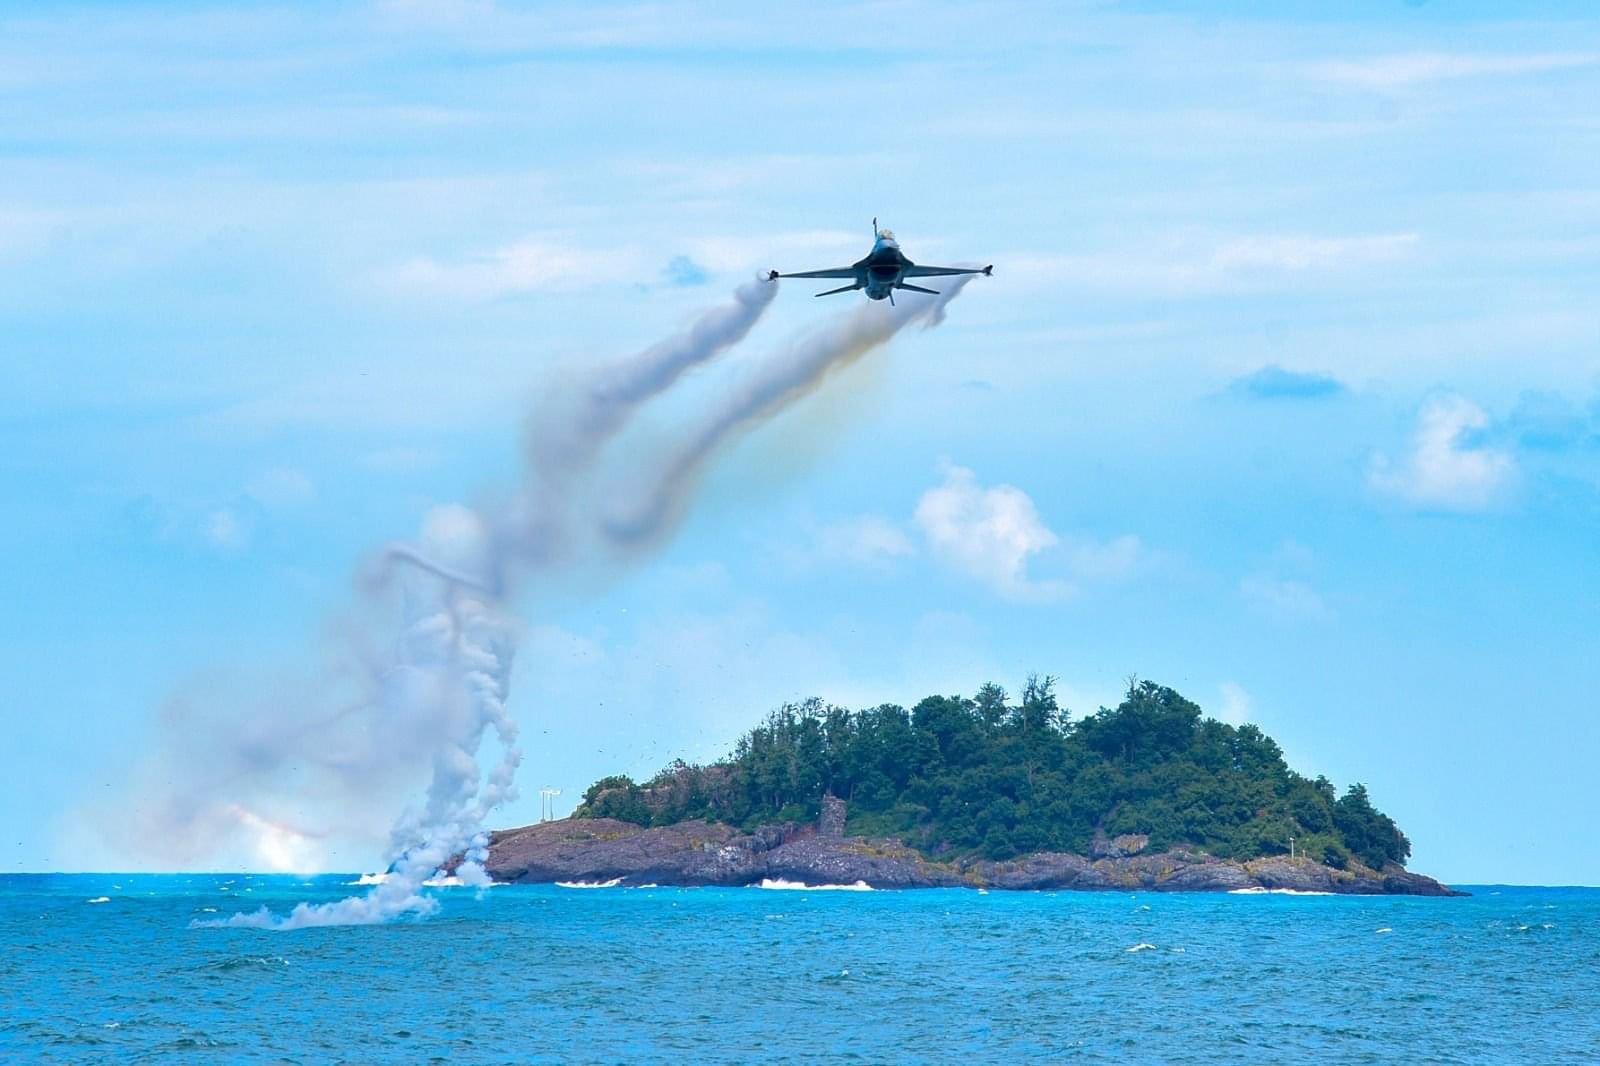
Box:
202, 955, 291, 972
342, 872, 498, 889
758, 879, 873, 892
1228, 887, 1334, 896
556, 878, 623, 889
1126, 943, 1157, 952
86, 897, 110, 904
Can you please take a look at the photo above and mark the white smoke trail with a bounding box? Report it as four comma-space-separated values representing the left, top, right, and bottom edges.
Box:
606, 277, 975, 546
530, 278, 777, 478
182, 284, 781, 930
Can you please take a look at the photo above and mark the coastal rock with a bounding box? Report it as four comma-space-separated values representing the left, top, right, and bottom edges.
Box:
485, 818, 1465, 896
975, 852, 1108, 890
1089, 832, 1150, 859
766, 836, 964, 888
486, 818, 762, 886
817, 795, 847, 839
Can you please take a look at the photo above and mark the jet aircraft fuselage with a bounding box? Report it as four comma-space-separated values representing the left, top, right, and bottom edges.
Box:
768, 220, 992, 303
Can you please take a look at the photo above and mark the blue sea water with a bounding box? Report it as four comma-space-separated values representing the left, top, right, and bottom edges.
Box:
2, 875, 1597, 1064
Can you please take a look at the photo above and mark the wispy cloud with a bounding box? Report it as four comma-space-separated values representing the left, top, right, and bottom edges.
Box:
246, 468, 315, 509
1369, 394, 1516, 511
1209, 233, 1418, 273
687, 229, 861, 276
0, 208, 65, 262
1007, 231, 1418, 297
814, 515, 918, 571
204, 507, 247, 551
1217, 681, 1253, 726
1240, 575, 1329, 622
379, 236, 642, 300
1239, 540, 1330, 622
1306, 52, 1600, 91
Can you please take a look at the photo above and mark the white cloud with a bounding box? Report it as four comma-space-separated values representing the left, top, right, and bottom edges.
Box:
380, 236, 641, 300
1307, 52, 1600, 91
1217, 681, 1253, 726
913, 463, 1070, 602
1369, 394, 1516, 511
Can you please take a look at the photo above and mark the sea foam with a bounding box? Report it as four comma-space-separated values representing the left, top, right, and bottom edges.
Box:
757, 879, 873, 891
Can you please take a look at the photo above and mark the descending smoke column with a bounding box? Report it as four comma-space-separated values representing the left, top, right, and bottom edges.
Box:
196, 283, 780, 929
193, 275, 969, 929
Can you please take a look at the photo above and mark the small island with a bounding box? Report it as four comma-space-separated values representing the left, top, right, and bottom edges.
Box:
487, 679, 1462, 895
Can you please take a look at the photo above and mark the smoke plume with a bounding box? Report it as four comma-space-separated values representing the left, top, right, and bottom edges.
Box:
99, 272, 972, 930
607, 275, 975, 546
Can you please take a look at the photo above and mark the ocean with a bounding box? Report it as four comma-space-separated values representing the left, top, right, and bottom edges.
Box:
3, 874, 1596, 1063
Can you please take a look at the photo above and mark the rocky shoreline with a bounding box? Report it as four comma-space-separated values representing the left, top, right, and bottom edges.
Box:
486, 817, 1464, 896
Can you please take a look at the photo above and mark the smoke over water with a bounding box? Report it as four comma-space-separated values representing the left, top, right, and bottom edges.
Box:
112, 273, 970, 930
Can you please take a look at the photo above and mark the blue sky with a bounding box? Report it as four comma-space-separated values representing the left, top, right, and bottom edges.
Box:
4, 1, 1599, 884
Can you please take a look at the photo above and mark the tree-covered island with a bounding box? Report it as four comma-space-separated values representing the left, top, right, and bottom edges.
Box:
486, 679, 1457, 895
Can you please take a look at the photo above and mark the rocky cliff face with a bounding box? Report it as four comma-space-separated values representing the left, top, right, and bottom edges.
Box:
485, 818, 1464, 896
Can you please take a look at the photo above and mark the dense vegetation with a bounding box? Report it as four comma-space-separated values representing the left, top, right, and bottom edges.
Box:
575, 678, 1412, 870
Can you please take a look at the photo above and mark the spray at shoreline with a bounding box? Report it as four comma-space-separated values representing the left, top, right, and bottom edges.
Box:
171, 276, 970, 929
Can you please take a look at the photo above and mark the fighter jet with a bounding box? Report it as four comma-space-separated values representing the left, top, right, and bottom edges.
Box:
768, 220, 992, 303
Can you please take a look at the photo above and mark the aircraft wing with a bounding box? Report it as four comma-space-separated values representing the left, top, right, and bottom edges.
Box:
902, 264, 993, 278
773, 267, 857, 279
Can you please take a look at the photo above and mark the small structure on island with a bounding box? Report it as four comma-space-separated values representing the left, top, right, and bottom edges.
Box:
539, 788, 562, 823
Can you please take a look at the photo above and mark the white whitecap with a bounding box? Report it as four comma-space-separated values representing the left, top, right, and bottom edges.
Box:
86, 897, 110, 904
345, 873, 389, 886
1375, 927, 1393, 934
1126, 943, 1157, 953
556, 878, 623, 889
758, 878, 873, 891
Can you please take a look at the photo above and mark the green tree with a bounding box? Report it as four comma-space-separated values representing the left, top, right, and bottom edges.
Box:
573, 679, 1414, 868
